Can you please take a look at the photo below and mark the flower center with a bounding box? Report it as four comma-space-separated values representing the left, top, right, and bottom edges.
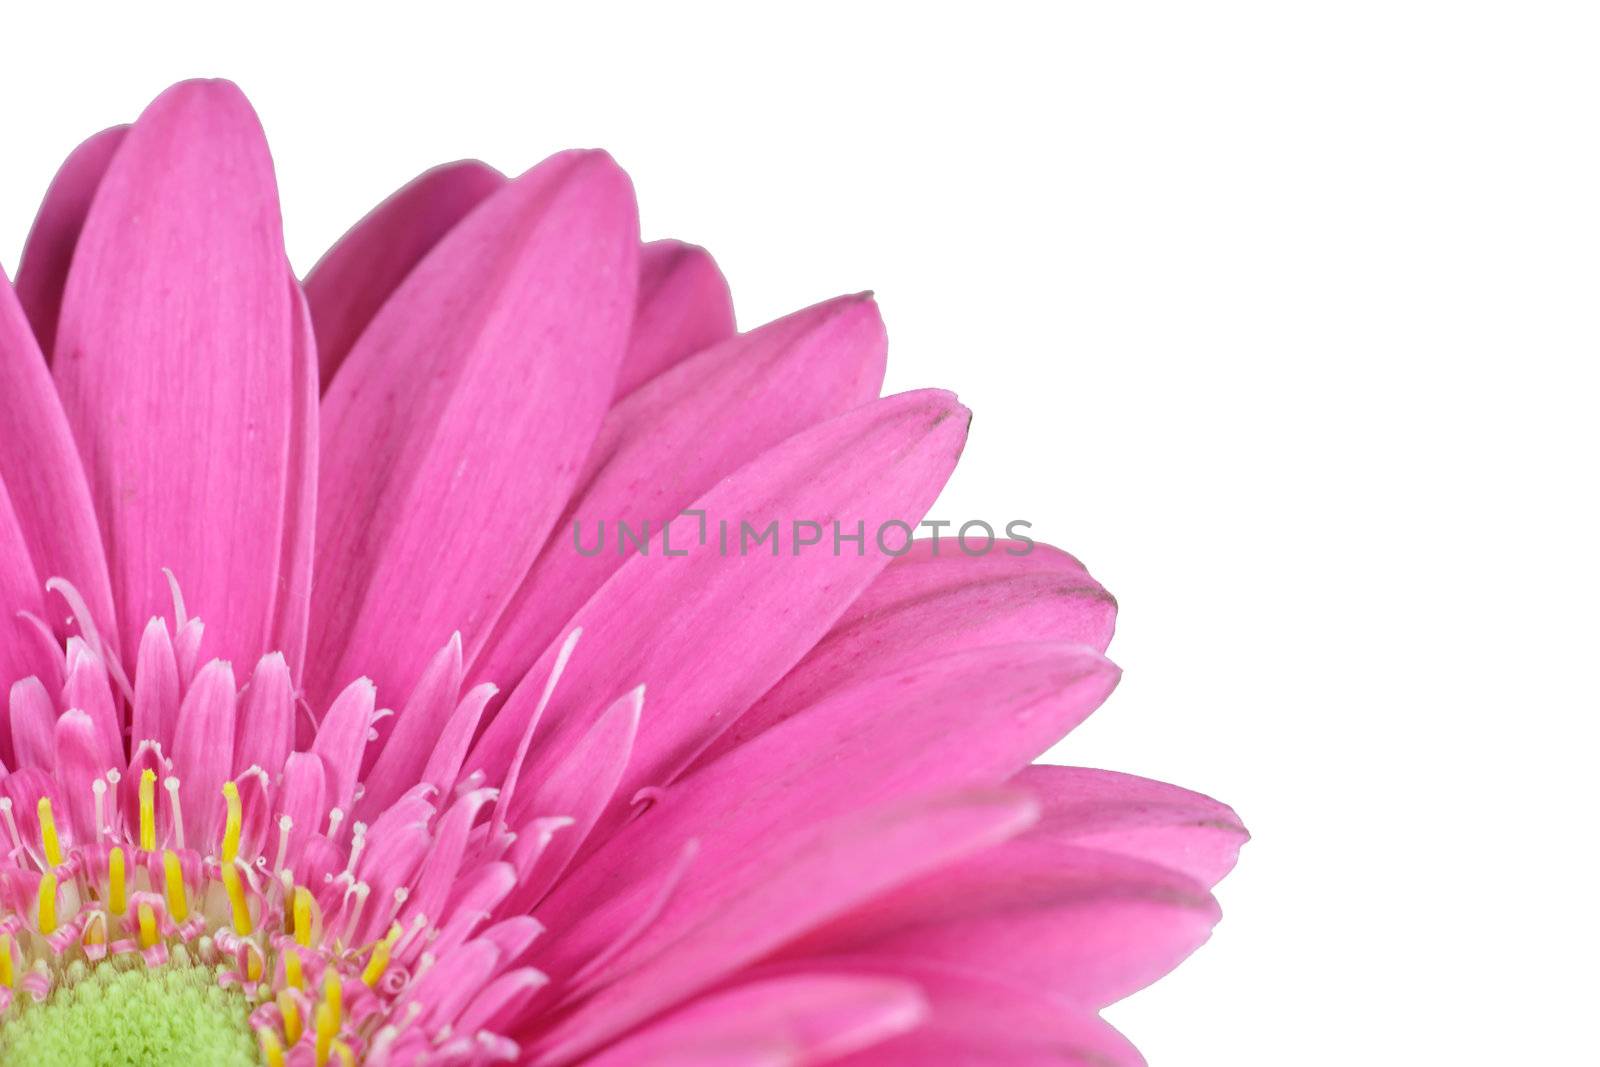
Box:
0, 954, 257, 1065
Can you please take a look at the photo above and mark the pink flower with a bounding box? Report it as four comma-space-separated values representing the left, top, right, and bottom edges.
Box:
0, 78, 1244, 1065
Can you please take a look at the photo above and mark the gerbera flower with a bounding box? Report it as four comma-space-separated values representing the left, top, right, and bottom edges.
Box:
0, 78, 1245, 1065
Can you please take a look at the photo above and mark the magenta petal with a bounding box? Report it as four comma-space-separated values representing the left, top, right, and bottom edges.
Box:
14, 125, 127, 359
129, 618, 179, 752
579, 973, 927, 1067
532, 789, 1036, 1065
468, 389, 970, 817
309, 150, 640, 708
54, 708, 117, 841
538, 643, 1115, 987
357, 634, 463, 819
1012, 764, 1248, 888
784, 842, 1220, 1010
472, 293, 888, 691
702, 539, 1116, 766
303, 159, 506, 389
0, 272, 115, 646
8, 678, 56, 774
268, 280, 319, 680
170, 659, 237, 849
501, 686, 641, 907
310, 678, 376, 818
614, 239, 737, 399
0, 483, 45, 697
235, 653, 294, 777
53, 80, 295, 670
824, 964, 1147, 1067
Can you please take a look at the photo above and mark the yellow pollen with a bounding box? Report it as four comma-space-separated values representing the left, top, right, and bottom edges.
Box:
37, 872, 58, 935
314, 999, 336, 1066
246, 942, 265, 982
221, 781, 242, 864
277, 988, 303, 1044
323, 968, 343, 1019
139, 768, 157, 850
163, 849, 188, 922
0, 934, 13, 987
137, 901, 159, 948
284, 947, 304, 989
293, 885, 314, 947
258, 1027, 285, 1067
108, 845, 127, 916
36, 797, 63, 868
334, 1040, 356, 1067
222, 861, 253, 935
362, 923, 402, 988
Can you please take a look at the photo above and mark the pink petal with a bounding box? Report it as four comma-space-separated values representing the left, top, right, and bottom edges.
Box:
53, 80, 295, 671
61, 640, 118, 766
0, 272, 115, 645
454, 967, 549, 1036
418, 682, 498, 799
303, 159, 506, 389
0, 484, 45, 697
471, 293, 887, 691
468, 389, 970, 823
579, 973, 927, 1067
129, 618, 179, 751
55, 708, 116, 841
235, 653, 294, 777
8, 678, 56, 774
1011, 764, 1248, 889
823, 964, 1146, 1067
357, 634, 463, 819
701, 539, 1116, 766
308, 150, 639, 708
268, 280, 318, 679
530, 789, 1036, 1065
500, 686, 641, 909
614, 239, 736, 398
782, 842, 1220, 1010
398, 787, 496, 939
310, 678, 375, 819
277, 751, 328, 872
170, 659, 237, 849
13, 125, 127, 359
538, 643, 1115, 990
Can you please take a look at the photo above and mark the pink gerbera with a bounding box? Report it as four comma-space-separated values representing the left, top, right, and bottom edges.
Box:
0, 79, 1245, 1065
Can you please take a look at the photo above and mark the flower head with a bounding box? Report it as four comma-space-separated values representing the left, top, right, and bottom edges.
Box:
0, 79, 1244, 1065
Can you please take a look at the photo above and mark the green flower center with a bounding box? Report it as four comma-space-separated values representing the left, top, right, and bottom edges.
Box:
0, 955, 259, 1066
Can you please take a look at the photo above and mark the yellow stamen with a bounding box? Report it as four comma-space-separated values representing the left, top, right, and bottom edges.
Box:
222, 862, 253, 935
221, 781, 242, 864
163, 849, 188, 922
314, 999, 336, 1066
277, 989, 303, 1044
82, 912, 107, 947
257, 1028, 285, 1067
108, 846, 127, 916
362, 923, 402, 988
37, 797, 62, 868
0, 934, 13, 987
333, 1040, 356, 1067
293, 885, 314, 947
139, 769, 157, 850
284, 947, 304, 990
137, 901, 159, 948
245, 943, 264, 982
323, 968, 343, 1019
37, 872, 58, 935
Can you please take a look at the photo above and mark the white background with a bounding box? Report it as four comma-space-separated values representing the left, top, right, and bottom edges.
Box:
2, 4, 1594, 1063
